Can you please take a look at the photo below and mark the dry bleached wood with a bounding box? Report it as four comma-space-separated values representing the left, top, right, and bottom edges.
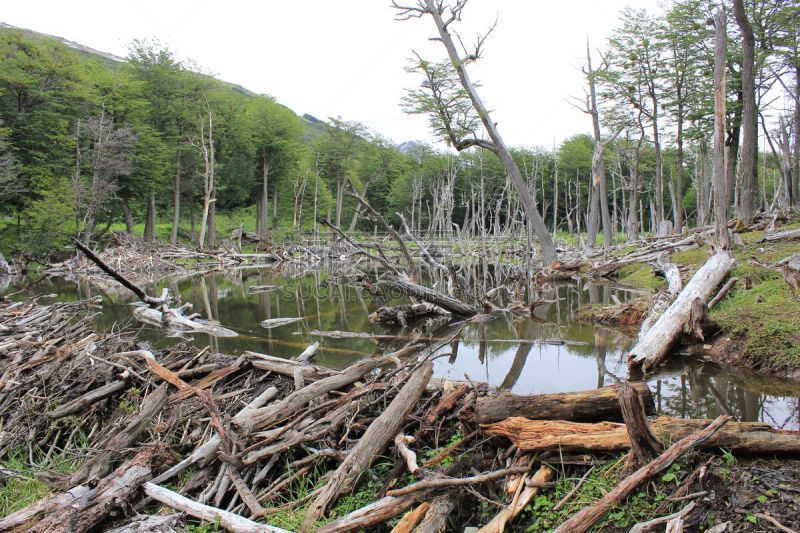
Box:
144, 482, 290, 533
395, 434, 422, 476
483, 415, 800, 455
411, 495, 455, 533
238, 355, 397, 433
553, 416, 730, 533
246, 350, 337, 381
640, 254, 683, 338
467, 382, 655, 425
47, 378, 128, 419
302, 360, 434, 529
628, 251, 734, 373
478, 465, 554, 533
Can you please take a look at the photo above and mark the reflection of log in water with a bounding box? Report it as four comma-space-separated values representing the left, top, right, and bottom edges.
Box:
500, 318, 546, 390
594, 328, 608, 389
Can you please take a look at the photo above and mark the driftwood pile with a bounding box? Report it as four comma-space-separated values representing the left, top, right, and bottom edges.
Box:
2, 290, 799, 531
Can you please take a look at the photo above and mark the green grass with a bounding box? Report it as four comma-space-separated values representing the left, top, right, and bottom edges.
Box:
522, 454, 680, 531
0, 450, 80, 518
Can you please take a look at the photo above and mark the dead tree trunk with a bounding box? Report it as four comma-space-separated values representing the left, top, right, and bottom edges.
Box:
378, 273, 478, 316
734, 0, 758, 225
396, 0, 557, 264
197, 98, 215, 249
628, 251, 734, 373
712, 9, 732, 251
464, 383, 654, 426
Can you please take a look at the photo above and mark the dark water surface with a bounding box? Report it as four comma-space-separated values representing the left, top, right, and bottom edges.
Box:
5, 264, 798, 430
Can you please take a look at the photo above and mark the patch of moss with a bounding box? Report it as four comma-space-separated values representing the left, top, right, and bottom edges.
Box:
671, 245, 709, 271
618, 263, 665, 290
713, 277, 800, 371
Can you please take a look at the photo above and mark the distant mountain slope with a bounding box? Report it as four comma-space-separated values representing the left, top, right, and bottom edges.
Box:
0, 21, 330, 142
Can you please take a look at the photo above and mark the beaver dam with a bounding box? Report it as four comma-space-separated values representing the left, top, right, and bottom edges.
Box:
1, 229, 799, 532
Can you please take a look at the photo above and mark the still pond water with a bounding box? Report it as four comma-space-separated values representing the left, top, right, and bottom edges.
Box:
7, 264, 799, 430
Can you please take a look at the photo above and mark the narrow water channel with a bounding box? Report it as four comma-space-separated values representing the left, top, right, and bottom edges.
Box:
6, 264, 798, 431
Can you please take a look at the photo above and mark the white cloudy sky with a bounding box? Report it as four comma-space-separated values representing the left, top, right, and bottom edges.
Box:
3, 0, 662, 148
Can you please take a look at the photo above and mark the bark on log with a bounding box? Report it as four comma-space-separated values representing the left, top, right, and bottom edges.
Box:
238, 355, 396, 433
466, 383, 654, 425
483, 415, 800, 455
619, 382, 662, 466
378, 274, 478, 316
552, 416, 730, 533
144, 482, 289, 533
302, 361, 433, 529
47, 379, 128, 419
317, 494, 425, 533
478, 465, 554, 533
628, 251, 734, 373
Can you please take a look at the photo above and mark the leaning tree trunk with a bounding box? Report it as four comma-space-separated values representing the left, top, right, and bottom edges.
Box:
734, 0, 758, 225
713, 8, 732, 251
425, 0, 556, 264
120, 197, 135, 234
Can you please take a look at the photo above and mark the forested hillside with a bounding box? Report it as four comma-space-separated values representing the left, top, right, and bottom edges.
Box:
0, 0, 797, 261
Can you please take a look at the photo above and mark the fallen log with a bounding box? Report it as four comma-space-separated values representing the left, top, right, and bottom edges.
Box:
478, 464, 554, 533
245, 351, 337, 381
764, 227, 800, 242
619, 382, 662, 467
368, 303, 451, 327
296, 341, 319, 363
386, 466, 530, 497
133, 304, 238, 337
302, 360, 433, 529
552, 416, 729, 533
464, 383, 655, 425
144, 482, 289, 533
0, 447, 167, 532
412, 495, 455, 533
640, 254, 683, 338
47, 379, 129, 419
378, 273, 478, 316
391, 502, 430, 533
317, 494, 426, 533
628, 251, 735, 373
238, 355, 397, 433
483, 415, 800, 455
260, 317, 302, 329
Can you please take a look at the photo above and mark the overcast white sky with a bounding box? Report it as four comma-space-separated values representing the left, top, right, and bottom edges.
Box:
3, 1, 662, 148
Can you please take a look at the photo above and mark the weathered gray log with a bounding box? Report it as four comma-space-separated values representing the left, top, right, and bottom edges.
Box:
237, 355, 396, 433
245, 351, 337, 381
378, 274, 478, 316
317, 494, 425, 533
144, 482, 289, 533
0, 448, 161, 532
628, 251, 734, 373
47, 379, 129, 419
302, 361, 434, 529
466, 383, 655, 425
764, 227, 800, 242
640, 254, 683, 338
411, 495, 454, 533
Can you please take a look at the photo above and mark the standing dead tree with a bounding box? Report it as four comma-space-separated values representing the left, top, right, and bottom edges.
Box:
192, 95, 216, 249
712, 8, 732, 251
395, 0, 557, 265
81, 110, 136, 245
